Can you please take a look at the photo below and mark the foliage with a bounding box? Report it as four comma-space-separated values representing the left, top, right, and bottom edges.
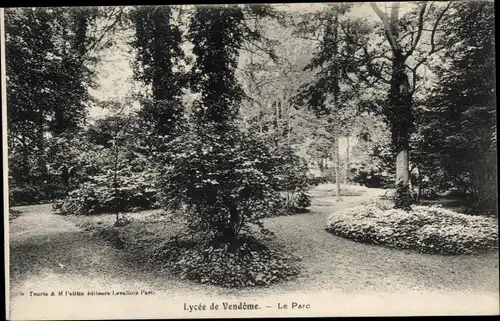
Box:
350, 142, 394, 189
5, 7, 99, 135
394, 182, 412, 211
130, 6, 187, 139
187, 6, 247, 126
325, 201, 499, 255
53, 171, 158, 216
54, 111, 160, 215
8, 131, 104, 206
418, 1, 496, 214
158, 124, 283, 241
4, 7, 118, 205
269, 143, 312, 213
148, 234, 299, 288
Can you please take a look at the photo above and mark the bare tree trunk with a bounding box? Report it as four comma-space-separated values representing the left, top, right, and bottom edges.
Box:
113, 142, 119, 222
334, 135, 342, 201
344, 136, 350, 185
287, 99, 291, 146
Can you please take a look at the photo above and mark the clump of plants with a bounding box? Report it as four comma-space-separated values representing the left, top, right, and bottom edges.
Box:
149, 233, 299, 288
325, 200, 498, 254
53, 170, 159, 216
53, 113, 161, 216
266, 144, 312, 215
152, 124, 300, 287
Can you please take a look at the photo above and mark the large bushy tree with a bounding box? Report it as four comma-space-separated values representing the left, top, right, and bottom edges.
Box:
159, 5, 290, 243
422, 1, 496, 213
5, 7, 100, 196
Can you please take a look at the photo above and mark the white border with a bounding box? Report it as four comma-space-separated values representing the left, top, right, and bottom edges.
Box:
1, 7, 11, 320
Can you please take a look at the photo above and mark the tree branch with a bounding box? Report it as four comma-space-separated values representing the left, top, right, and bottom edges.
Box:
406, 2, 427, 58
370, 2, 399, 50
81, 7, 125, 59
430, 1, 453, 53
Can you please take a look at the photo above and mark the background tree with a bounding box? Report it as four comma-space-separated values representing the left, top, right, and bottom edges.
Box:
130, 6, 187, 142
294, 3, 367, 199
366, 1, 454, 209
5, 7, 125, 204
420, 1, 496, 213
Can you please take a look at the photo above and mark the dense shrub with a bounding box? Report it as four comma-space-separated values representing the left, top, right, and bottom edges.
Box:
159, 124, 288, 241
269, 144, 312, 213
53, 117, 160, 216
295, 190, 312, 210
308, 176, 330, 186
9, 183, 67, 206
148, 234, 299, 288
154, 124, 302, 287
325, 201, 498, 254
8, 133, 106, 206
53, 171, 159, 215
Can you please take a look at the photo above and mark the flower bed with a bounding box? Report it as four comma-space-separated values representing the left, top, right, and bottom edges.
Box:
325, 201, 498, 254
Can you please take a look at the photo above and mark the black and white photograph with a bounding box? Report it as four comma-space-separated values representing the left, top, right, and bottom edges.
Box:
2, 2, 498, 319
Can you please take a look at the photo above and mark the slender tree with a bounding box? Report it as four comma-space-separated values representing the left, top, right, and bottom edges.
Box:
294, 4, 363, 199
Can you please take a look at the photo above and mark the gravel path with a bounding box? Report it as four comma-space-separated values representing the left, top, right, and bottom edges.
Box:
8, 189, 499, 319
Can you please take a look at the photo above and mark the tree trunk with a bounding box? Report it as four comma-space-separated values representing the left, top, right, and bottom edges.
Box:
417, 166, 423, 204
371, 2, 413, 210
334, 135, 342, 201
391, 50, 412, 210
344, 136, 350, 185
287, 99, 292, 146
331, 12, 342, 201
226, 203, 240, 244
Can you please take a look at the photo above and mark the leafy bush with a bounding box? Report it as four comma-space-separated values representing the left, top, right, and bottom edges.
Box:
8, 132, 107, 206
53, 171, 159, 215
308, 176, 330, 186
325, 201, 498, 254
268, 144, 312, 214
295, 190, 312, 210
159, 124, 285, 241
148, 234, 299, 288
9, 183, 67, 206
53, 116, 160, 216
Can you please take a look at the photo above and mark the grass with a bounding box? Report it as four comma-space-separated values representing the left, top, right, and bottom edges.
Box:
8, 189, 499, 320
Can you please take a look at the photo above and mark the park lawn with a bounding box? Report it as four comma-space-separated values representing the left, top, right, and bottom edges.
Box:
58, 184, 499, 296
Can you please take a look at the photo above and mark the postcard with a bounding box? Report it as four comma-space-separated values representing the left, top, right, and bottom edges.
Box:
3, 2, 498, 319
